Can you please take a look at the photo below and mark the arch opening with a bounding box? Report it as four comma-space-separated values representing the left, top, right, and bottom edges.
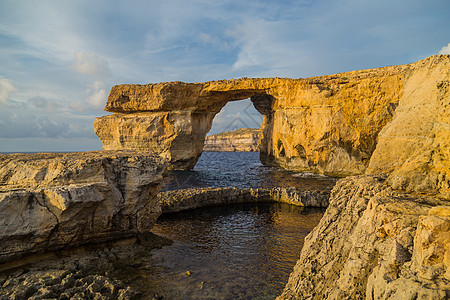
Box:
207, 98, 264, 136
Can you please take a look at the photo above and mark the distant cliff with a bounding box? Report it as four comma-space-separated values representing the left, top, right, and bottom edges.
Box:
203, 128, 260, 152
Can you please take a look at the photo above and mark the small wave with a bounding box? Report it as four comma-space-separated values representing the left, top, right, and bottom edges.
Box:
292, 172, 328, 178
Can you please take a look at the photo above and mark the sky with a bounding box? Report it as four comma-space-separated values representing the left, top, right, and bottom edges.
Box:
0, 0, 449, 152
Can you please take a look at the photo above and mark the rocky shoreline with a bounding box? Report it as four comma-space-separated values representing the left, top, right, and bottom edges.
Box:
279, 175, 450, 299
0, 183, 329, 299
0, 233, 172, 300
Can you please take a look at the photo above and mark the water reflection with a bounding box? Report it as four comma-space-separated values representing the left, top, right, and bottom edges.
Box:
162, 152, 337, 191
137, 203, 325, 299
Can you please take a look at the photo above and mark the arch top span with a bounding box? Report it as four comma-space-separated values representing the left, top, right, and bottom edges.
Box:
104, 78, 280, 114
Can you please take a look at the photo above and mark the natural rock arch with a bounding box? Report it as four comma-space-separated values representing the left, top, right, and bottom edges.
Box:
94, 74, 402, 174
94, 82, 274, 170
94, 55, 450, 188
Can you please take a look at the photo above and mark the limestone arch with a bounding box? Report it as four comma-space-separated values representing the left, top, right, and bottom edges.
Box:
94, 83, 277, 170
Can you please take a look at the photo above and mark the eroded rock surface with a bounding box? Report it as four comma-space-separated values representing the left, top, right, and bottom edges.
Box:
95, 55, 449, 176
203, 128, 261, 152
278, 176, 450, 299
0, 233, 172, 300
367, 55, 450, 198
0, 151, 166, 263
277, 56, 450, 299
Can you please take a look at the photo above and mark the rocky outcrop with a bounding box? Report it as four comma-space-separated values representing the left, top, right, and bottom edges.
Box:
0, 151, 166, 263
278, 176, 450, 299
95, 55, 449, 176
157, 187, 330, 213
203, 128, 261, 152
94, 111, 215, 170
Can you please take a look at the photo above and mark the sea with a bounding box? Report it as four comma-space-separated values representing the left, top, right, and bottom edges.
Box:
161, 151, 337, 191
144, 151, 337, 299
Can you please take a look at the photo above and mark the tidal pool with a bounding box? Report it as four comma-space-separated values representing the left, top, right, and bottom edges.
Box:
132, 202, 324, 299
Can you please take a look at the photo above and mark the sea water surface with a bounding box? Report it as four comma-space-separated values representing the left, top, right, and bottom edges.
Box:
162, 151, 336, 191
145, 203, 324, 299
138, 152, 336, 299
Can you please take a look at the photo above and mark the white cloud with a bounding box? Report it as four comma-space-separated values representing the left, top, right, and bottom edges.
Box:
0, 79, 16, 104
71, 51, 109, 78
439, 43, 450, 55
70, 81, 107, 112
199, 33, 233, 51
86, 81, 107, 108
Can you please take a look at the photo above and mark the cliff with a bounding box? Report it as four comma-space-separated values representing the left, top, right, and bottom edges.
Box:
94, 63, 406, 172
94, 55, 448, 180
203, 128, 261, 152
278, 56, 450, 299
0, 151, 166, 263
278, 176, 450, 299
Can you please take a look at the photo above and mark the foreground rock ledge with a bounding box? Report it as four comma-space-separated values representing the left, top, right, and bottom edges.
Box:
0, 151, 166, 263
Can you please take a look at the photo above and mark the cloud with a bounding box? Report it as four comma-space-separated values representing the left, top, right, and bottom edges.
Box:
0, 79, 16, 104
208, 99, 263, 135
29, 96, 63, 111
71, 51, 109, 78
439, 43, 450, 55
70, 81, 107, 112
0, 114, 69, 138
199, 33, 233, 51
86, 81, 107, 108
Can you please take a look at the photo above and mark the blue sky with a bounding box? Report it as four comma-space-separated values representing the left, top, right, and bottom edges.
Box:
0, 0, 449, 152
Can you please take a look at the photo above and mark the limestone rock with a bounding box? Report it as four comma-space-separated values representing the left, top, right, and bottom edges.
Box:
96, 57, 450, 174
157, 187, 330, 213
203, 128, 261, 152
278, 176, 450, 299
94, 112, 215, 170
367, 55, 450, 199
0, 232, 172, 300
0, 151, 166, 263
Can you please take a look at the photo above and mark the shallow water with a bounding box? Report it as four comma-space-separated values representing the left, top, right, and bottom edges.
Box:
134, 202, 325, 299
162, 151, 337, 191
